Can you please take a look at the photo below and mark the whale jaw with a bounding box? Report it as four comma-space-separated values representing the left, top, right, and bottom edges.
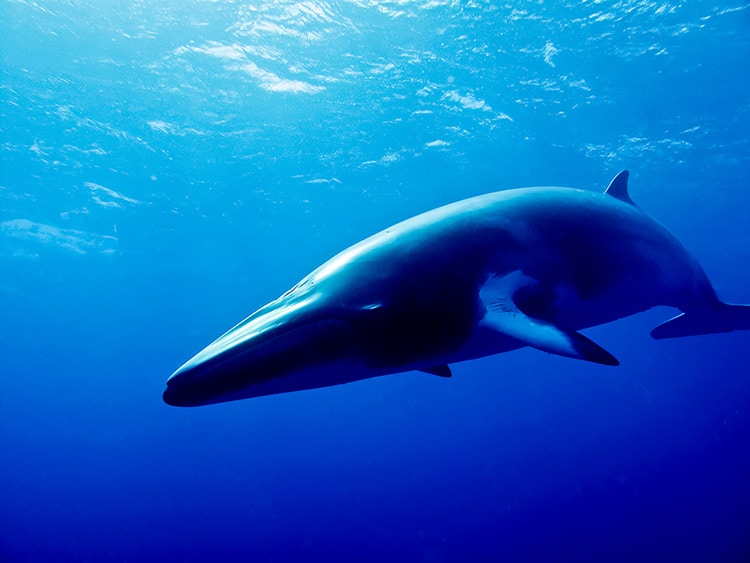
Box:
163, 287, 372, 406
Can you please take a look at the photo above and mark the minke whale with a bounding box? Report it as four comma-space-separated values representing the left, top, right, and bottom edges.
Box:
163, 171, 750, 407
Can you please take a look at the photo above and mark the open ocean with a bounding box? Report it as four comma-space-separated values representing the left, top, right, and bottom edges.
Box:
2, 1, 749, 561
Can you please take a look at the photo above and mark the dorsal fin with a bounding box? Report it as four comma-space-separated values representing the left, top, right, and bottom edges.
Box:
604, 170, 635, 206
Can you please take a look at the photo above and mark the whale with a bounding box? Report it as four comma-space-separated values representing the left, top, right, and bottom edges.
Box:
163, 171, 750, 407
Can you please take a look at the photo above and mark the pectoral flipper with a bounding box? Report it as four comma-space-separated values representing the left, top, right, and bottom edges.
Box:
479, 272, 619, 366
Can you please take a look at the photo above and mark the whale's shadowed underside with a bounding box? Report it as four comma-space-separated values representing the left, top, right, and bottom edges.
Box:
164, 171, 750, 407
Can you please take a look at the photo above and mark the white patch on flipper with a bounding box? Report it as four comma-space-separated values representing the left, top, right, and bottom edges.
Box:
479, 272, 576, 355
478, 270, 535, 312
478, 271, 619, 365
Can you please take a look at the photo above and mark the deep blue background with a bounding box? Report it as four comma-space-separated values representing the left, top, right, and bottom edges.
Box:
1, 1, 749, 561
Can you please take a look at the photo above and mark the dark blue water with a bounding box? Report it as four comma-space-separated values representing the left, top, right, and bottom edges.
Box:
2, 1, 749, 561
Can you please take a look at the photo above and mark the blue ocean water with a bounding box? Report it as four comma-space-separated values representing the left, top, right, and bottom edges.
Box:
2, 0, 750, 561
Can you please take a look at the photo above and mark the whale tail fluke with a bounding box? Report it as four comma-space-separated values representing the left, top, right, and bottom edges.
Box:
651, 302, 750, 339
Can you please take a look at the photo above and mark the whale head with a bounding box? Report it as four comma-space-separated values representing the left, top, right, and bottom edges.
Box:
163, 222, 485, 407
162, 284, 369, 406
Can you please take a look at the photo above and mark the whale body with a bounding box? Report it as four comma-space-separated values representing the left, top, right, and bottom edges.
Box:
163, 171, 750, 407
